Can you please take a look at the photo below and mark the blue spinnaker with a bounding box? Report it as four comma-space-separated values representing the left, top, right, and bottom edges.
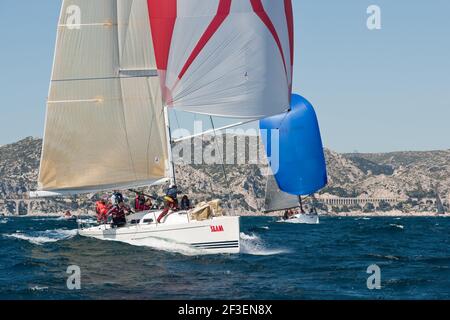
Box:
260, 94, 327, 196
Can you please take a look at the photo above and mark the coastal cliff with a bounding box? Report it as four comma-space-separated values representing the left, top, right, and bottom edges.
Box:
0, 137, 448, 216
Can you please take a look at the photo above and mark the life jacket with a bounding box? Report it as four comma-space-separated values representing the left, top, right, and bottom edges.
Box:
164, 195, 175, 203
166, 187, 178, 200
108, 205, 127, 219
95, 201, 108, 215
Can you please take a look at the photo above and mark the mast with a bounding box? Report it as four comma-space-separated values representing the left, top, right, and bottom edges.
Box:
164, 106, 176, 186
298, 196, 305, 213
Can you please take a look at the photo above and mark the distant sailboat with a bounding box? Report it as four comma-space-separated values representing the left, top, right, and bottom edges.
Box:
30, 0, 295, 254
435, 189, 445, 215
264, 173, 320, 224
261, 94, 328, 224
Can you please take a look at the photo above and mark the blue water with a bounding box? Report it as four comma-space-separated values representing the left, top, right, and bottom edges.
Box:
0, 216, 448, 300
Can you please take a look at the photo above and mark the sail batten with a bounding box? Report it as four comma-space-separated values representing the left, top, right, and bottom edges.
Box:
51, 72, 159, 82
32, 177, 169, 198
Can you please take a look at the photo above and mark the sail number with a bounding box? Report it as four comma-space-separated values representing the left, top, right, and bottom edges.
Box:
210, 225, 224, 232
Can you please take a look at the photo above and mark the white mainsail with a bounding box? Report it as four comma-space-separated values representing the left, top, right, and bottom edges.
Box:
37, 0, 169, 195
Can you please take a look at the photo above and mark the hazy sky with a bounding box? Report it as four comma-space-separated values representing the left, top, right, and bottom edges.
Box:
0, 0, 449, 152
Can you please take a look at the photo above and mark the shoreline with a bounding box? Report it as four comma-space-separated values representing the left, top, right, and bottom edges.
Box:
235, 211, 448, 218
1, 211, 447, 218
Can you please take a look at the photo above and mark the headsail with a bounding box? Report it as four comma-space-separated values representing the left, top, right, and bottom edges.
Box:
37, 0, 169, 195
260, 94, 328, 196
263, 172, 300, 213
149, 0, 294, 119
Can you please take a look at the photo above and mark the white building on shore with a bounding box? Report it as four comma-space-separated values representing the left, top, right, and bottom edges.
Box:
316, 195, 407, 207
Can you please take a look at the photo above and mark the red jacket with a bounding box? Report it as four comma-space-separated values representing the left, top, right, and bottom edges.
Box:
107, 205, 132, 219
96, 201, 109, 216
135, 196, 152, 212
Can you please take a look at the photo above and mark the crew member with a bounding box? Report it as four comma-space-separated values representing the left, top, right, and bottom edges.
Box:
157, 185, 180, 223
135, 193, 152, 212
95, 199, 109, 224
107, 199, 133, 228
180, 195, 191, 210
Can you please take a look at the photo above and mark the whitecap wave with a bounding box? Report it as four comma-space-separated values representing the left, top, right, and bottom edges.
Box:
31, 216, 64, 221
240, 232, 289, 256
76, 218, 97, 224
29, 286, 49, 291
57, 216, 77, 221
239, 232, 260, 241
4, 228, 77, 245
369, 253, 400, 261
389, 224, 404, 229
0, 219, 8, 224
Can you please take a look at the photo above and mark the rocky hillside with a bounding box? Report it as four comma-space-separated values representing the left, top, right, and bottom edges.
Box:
323, 149, 450, 200
1, 137, 449, 215
0, 137, 41, 198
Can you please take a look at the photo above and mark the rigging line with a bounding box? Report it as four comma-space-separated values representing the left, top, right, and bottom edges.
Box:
276, 109, 290, 129
173, 119, 256, 143
209, 116, 235, 216
173, 109, 182, 131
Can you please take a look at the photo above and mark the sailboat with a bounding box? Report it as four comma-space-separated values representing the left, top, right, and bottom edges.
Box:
435, 188, 446, 215
264, 173, 320, 224
260, 94, 328, 224
30, 0, 295, 254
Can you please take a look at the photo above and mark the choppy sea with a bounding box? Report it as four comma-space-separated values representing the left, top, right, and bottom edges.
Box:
0, 216, 448, 300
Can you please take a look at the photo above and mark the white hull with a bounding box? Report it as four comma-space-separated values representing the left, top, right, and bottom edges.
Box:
279, 213, 320, 224
78, 210, 240, 254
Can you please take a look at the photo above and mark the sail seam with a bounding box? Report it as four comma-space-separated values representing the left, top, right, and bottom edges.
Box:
177, 0, 232, 81
115, 0, 139, 182
250, 0, 288, 79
